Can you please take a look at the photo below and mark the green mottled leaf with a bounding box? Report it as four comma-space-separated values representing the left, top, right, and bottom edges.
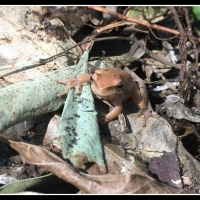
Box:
53, 43, 106, 172
126, 6, 167, 23
0, 66, 75, 132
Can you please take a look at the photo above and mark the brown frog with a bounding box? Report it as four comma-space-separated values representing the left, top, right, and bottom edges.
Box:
59, 67, 153, 127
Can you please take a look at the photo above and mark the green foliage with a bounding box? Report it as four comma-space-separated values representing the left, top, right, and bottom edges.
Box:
189, 6, 200, 36
0, 173, 58, 194
126, 6, 167, 23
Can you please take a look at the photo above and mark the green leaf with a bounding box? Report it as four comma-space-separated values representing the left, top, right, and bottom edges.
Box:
0, 173, 59, 194
189, 6, 200, 36
126, 6, 168, 23
53, 43, 106, 172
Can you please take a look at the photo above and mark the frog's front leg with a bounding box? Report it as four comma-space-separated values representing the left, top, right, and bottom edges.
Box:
57, 74, 92, 97
98, 99, 122, 124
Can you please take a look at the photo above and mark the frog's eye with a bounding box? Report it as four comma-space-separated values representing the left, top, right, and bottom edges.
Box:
90, 75, 94, 82
116, 82, 123, 91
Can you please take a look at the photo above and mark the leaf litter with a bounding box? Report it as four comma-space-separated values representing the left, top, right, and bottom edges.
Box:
0, 6, 200, 194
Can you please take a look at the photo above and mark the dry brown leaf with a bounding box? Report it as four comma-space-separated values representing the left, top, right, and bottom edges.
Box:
0, 136, 195, 194
0, 6, 81, 83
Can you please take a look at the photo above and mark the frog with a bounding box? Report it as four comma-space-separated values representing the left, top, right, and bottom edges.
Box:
58, 66, 154, 127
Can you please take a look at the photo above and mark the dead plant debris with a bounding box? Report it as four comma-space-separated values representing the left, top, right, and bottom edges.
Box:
0, 6, 200, 194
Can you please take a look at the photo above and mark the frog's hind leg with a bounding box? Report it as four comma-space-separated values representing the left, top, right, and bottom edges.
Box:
134, 100, 159, 127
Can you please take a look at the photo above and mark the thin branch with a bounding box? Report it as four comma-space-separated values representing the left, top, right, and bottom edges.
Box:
88, 6, 179, 36
169, 6, 187, 84
168, 6, 185, 35
88, 6, 200, 43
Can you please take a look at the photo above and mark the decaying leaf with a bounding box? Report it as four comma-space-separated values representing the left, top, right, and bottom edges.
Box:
0, 66, 74, 133
0, 6, 80, 84
149, 151, 182, 189
53, 42, 106, 172
0, 6, 84, 133
156, 94, 200, 123
39, 6, 90, 36
1, 6, 200, 194
104, 99, 200, 189
42, 94, 200, 193
0, 137, 196, 194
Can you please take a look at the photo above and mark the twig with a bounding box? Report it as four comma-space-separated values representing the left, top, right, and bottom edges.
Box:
148, 27, 179, 41
39, 36, 133, 65
168, 7, 185, 35
39, 39, 93, 65
88, 6, 180, 36
38, 32, 186, 79
169, 7, 187, 78
141, 7, 178, 41
183, 7, 199, 72
169, 6, 188, 100
169, 7, 200, 102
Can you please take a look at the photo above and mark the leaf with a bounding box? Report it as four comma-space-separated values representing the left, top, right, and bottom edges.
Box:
0, 6, 80, 77
0, 66, 74, 133
0, 6, 80, 132
0, 55, 137, 134
149, 151, 182, 189
0, 173, 60, 194
126, 6, 168, 23
106, 99, 200, 188
53, 43, 106, 172
0, 137, 195, 194
156, 94, 200, 122
189, 6, 200, 36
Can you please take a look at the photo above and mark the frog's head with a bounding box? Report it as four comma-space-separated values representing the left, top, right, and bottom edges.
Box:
90, 68, 124, 100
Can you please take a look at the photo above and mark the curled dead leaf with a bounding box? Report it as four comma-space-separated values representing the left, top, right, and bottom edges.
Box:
0, 136, 196, 194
